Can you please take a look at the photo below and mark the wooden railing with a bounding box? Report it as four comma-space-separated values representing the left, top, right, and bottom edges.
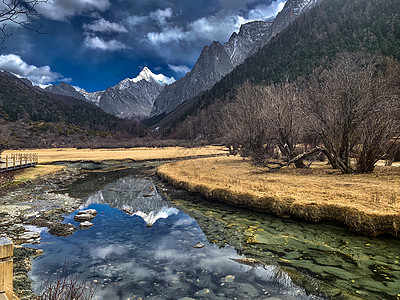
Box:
0, 153, 38, 173
0, 238, 13, 300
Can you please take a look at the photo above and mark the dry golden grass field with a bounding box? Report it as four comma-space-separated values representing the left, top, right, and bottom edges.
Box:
13, 165, 66, 183
158, 156, 400, 238
2, 146, 226, 164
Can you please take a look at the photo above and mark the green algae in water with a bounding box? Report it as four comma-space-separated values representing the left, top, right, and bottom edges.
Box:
164, 186, 400, 300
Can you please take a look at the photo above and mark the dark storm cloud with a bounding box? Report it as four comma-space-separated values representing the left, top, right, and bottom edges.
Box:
0, 0, 286, 91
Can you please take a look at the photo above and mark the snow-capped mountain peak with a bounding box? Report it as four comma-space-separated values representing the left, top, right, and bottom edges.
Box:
131, 67, 175, 85
75, 67, 175, 119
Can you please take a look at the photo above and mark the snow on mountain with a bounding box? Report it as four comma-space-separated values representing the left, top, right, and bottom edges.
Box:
77, 67, 175, 119
130, 67, 175, 85
79, 89, 103, 105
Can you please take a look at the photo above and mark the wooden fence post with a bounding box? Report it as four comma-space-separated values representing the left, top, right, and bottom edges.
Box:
0, 238, 13, 300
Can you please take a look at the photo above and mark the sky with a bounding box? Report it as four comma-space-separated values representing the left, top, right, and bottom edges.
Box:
0, 0, 286, 92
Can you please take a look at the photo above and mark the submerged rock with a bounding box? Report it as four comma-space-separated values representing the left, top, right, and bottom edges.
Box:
195, 288, 210, 296
193, 242, 205, 248
230, 258, 263, 267
222, 275, 235, 283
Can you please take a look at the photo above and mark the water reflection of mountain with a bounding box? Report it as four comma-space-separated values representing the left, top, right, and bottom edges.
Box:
84, 175, 178, 226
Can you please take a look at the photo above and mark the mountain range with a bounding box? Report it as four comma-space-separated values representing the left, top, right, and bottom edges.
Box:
153, 0, 400, 140
42, 0, 321, 121
0, 70, 149, 149
3, 0, 397, 146
150, 0, 321, 118
46, 67, 175, 120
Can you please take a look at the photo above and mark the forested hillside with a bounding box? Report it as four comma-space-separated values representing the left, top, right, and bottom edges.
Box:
153, 0, 400, 139
0, 71, 149, 149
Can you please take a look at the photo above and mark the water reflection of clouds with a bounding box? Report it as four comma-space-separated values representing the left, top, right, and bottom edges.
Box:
173, 216, 196, 227
90, 244, 128, 259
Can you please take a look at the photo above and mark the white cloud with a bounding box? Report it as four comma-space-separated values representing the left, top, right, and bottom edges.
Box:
188, 15, 242, 43
245, 1, 286, 23
0, 54, 67, 87
84, 35, 129, 51
126, 15, 148, 26
126, 7, 173, 29
146, 0, 286, 47
35, 0, 111, 21
150, 8, 173, 26
147, 27, 187, 45
168, 64, 190, 74
83, 18, 128, 33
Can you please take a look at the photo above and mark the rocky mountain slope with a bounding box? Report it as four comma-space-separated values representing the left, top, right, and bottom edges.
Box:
79, 67, 175, 120
150, 0, 321, 118
45, 82, 87, 101
152, 0, 400, 140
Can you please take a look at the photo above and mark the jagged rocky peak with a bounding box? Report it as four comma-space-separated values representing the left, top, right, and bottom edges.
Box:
130, 67, 175, 85
224, 20, 273, 67
79, 89, 103, 106
150, 0, 321, 119
271, 0, 322, 35
45, 81, 87, 101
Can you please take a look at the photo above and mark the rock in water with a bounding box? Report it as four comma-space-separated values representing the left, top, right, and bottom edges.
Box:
75, 209, 97, 222
193, 242, 205, 248
74, 214, 94, 222
78, 209, 97, 216
79, 221, 93, 229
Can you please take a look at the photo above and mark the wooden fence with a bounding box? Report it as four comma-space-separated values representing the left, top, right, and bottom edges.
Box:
0, 153, 38, 173
0, 238, 13, 300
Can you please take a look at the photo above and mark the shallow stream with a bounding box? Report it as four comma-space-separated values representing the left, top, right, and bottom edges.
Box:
28, 166, 400, 299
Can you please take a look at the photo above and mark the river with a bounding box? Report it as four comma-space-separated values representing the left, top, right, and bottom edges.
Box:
28, 165, 400, 299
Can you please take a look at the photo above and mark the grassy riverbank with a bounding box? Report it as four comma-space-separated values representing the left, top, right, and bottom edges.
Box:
157, 156, 400, 238
3, 146, 225, 164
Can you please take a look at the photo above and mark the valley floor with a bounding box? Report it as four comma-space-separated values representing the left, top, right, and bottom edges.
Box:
2, 146, 226, 165
0, 146, 226, 299
157, 156, 400, 238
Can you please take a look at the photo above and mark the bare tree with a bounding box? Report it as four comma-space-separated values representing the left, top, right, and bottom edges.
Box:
302, 52, 400, 173
0, 0, 47, 44
221, 82, 272, 164
261, 81, 305, 167
221, 81, 305, 167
